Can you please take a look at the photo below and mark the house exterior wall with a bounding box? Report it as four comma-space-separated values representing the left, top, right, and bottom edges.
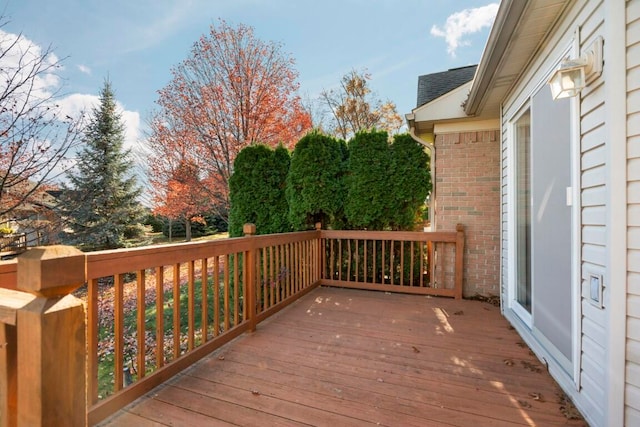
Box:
434, 130, 500, 297
500, 1, 611, 425
626, 1, 640, 425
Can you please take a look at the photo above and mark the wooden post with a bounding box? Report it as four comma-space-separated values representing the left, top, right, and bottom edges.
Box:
315, 223, 322, 282
1, 321, 17, 427
454, 224, 465, 300
15, 245, 87, 426
243, 224, 257, 332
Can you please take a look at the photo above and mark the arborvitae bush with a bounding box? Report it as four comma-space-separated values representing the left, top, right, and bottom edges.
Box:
344, 129, 394, 230
228, 144, 291, 237
286, 131, 347, 230
389, 133, 431, 230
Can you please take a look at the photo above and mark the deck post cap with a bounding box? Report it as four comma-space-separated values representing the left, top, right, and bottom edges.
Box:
17, 245, 86, 297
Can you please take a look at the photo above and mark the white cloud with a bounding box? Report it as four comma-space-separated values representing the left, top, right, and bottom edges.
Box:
57, 93, 142, 152
77, 64, 91, 75
430, 3, 499, 57
0, 29, 61, 102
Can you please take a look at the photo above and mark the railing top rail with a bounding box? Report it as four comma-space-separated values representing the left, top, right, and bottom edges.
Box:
250, 230, 319, 247
87, 237, 252, 279
0, 287, 36, 325
86, 230, 320, 279
319, 229, 458, 242
0, 259, 17, 287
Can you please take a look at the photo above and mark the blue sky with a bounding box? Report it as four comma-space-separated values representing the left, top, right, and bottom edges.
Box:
1, 0, 498, 148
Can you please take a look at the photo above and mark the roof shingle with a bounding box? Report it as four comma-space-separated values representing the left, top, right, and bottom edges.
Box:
416, 65, 477, 108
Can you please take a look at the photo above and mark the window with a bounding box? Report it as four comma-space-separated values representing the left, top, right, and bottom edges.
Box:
515, 110, 531, 312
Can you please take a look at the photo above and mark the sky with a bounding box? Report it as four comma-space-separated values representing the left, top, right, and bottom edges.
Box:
1, 0, 499, 151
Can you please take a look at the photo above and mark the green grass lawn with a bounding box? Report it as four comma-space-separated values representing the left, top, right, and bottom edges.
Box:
97, 273, 241, 399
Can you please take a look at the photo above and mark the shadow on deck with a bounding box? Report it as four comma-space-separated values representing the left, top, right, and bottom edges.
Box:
99, 287, 586, 426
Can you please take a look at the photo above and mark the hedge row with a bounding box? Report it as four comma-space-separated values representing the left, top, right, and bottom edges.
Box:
228, 130, 430, 236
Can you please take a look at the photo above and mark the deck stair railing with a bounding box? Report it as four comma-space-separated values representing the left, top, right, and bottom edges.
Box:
0, 224, 463, 426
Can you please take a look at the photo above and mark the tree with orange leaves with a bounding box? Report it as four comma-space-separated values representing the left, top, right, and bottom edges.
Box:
147, 20, 311, 226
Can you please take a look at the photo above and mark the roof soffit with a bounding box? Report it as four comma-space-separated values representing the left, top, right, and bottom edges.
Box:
465, 0, 571, 118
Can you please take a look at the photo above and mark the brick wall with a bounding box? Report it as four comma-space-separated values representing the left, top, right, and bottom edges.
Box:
434, 130, 500, 297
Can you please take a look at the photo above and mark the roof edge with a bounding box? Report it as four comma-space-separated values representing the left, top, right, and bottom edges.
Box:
464, 0, 528, 116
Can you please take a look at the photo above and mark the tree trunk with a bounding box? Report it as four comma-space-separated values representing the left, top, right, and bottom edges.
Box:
185, 218, 192, 242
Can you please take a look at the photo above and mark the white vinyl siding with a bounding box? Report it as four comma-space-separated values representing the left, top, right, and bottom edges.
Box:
626, 0, 640, 423
501, 1, 607, 425
577, 4, 607, 425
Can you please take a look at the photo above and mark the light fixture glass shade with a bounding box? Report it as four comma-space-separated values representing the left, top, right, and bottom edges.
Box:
548, 60, 587, 99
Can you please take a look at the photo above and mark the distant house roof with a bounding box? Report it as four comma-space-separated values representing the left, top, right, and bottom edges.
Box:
416, 65, 478, 108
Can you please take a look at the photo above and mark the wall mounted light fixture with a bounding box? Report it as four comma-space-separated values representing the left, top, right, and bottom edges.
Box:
548, 36, 603, 100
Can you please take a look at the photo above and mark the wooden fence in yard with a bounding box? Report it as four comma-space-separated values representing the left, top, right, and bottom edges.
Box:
0, 224, 463, 426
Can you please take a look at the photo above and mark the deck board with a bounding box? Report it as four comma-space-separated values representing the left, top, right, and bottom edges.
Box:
99, 287, 586, 426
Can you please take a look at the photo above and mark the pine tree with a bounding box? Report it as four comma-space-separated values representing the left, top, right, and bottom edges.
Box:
62, 80, 143, 250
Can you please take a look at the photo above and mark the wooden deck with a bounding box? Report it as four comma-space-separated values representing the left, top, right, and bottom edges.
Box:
99, 287, 586, 426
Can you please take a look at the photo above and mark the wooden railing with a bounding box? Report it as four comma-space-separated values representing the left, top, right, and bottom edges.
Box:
0, 233, 27, 257
84, 224, 321, 425
0, 225, 463, 426
320, 225, 464, 299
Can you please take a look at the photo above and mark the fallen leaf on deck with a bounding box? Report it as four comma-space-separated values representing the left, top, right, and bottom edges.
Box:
251, 390, 260, 395
453, 310, 464, 315
412, 346, 420, 353
528, 392, 543, 401
521, 360, 542, 373
218, 355, 225, 360
518, 400, 532, 408
503, 358, 514, 366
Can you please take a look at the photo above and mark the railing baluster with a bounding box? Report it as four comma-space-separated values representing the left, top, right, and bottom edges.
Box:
306, 240, 310, 287
88, 277, 99, 404
233, 253, 239, 327
363, 240, 367, 283
156, 266, 165, 367
270, 246, 275, 307
410, 241, 415, 287
213, 256, 220, 336
455, 224, 465, 299
224, 254, 230, 331
373, 240, 377, 284
355, 240, 359, 283
241, 252, 248, 322
136, 269, 146, 379
115, 273, 124, 391
330, 239, 335, 280
338, 239, 342, 281
172, 264, 181, 359
428, 241, 435, 288
187, 261, 195, 351
201, 258, 209, 342
419, 242, 424, 288
390, 241, 395, 286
